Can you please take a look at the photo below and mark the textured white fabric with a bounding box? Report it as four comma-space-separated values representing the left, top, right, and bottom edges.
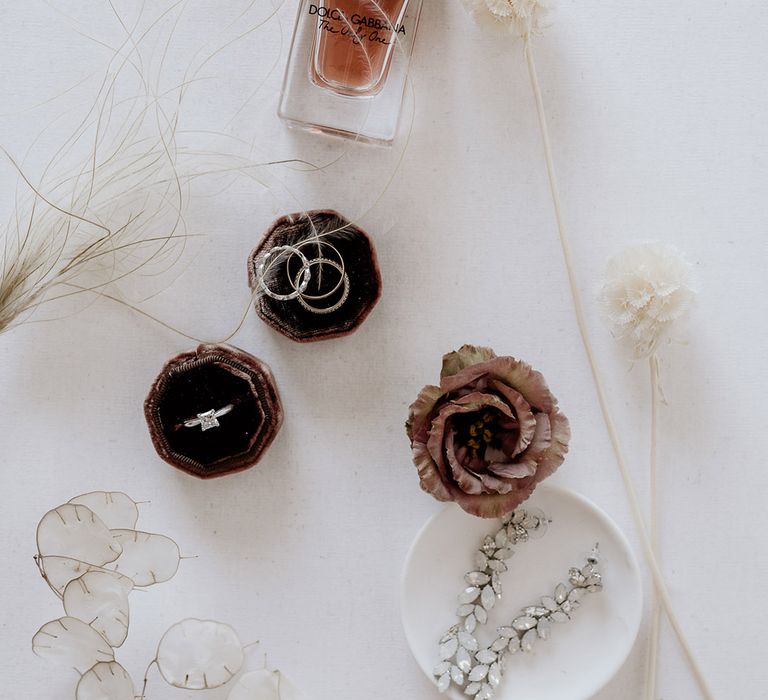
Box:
0, 1, 766, 698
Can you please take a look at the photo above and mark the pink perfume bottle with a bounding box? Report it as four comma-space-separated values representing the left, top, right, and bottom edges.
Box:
280, 0, 424, 144
310, 0, 411, 97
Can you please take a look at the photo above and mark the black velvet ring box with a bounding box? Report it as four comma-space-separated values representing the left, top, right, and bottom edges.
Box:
144, 344, 283, 478
248, 210, 382, 342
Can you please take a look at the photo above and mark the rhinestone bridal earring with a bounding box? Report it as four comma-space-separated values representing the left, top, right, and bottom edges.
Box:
433, 508, 604, 700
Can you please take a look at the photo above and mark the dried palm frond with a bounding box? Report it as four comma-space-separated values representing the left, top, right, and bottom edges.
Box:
0, 69, 188, 334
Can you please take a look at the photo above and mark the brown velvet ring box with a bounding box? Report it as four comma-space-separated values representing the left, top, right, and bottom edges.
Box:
248, 210, 382, 343
144, 344, 283, 478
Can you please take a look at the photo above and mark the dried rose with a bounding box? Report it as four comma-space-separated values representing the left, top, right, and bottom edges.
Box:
406, 345, 570, 518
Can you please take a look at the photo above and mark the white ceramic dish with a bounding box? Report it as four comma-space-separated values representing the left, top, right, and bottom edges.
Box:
401, 483, 642, 700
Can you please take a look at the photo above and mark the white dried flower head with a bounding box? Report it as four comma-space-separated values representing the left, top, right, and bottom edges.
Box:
599, 243, 696, 359
461, 0, 547, 36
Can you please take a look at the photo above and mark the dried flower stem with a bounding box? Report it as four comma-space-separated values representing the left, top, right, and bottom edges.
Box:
140, 658, 157, 699
522, 34, 714, 700
646, 353, 662, 700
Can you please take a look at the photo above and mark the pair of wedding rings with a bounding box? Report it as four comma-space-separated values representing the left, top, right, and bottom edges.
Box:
255, 241, 350, 315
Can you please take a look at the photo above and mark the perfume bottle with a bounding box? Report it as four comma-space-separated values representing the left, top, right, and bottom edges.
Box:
279, 0, 424, 145
310, 0, 411, 97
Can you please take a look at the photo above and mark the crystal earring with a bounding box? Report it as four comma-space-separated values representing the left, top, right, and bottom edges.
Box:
433, 508, 604, 700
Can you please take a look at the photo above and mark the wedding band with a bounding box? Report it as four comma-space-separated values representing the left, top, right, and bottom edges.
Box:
183, 404, 234, 431
294, 250, 347, 301
257, 245, 311, 301
294, 258, 350, 314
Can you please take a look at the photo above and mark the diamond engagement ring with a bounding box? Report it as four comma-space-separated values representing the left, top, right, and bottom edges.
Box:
183, 404, 234, 431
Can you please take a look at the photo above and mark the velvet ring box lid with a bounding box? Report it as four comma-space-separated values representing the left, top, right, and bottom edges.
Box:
248, 210, 382, 343
144, 344, 283, 478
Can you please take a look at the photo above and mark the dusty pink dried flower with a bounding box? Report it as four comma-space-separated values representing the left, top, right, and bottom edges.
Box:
406, 345, 570, 518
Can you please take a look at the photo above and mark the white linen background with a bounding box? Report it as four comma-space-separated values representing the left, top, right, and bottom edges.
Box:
1, 1, 766, 698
